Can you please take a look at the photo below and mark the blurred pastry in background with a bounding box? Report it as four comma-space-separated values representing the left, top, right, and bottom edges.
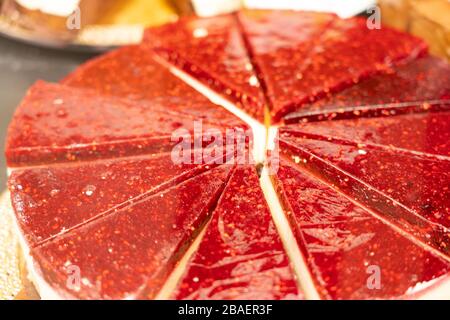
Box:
78, 0, 178, 47
99, 0, 177, 26
378, 0, 410, 30
1, 0, 117, 42
0, 0, 179, 49
378, 0, 450, 61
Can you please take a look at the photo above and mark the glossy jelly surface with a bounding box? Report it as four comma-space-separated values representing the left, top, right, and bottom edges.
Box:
145, 14, 266, 121
6, 81, 245, 166
9, 152, 224, 246
6, 10, 450, 300
285, 56, 450, 122
282, 111, 450, 157
278, 111, 450, 256
62, 45, 212, 104
272, 158, 450, 299
32, 166, 233, 299
174, 165, 301, 300
238, 10, 428, 121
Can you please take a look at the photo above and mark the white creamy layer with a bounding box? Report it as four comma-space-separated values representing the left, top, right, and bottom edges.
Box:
5, 190, 65, 300
152, 54, 268, 165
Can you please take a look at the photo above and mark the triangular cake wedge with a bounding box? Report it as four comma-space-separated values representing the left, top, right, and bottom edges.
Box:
285, 56, 450, 123
8, 152, 228, 247
237, 10, 335, 122
238, 10, 428, 122
277, 111, 450, 256
271, 157, 450, 299
144, 14, 266, 122
171, 165, 302, 300
62, 45, 212, 104
282, 111, 450, 157
6, 81, 247, 167
27, 165, 234, 299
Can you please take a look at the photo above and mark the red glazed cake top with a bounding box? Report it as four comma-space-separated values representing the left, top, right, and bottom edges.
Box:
173, 165, 301, 300
6, 81, 246, 167
5, 9, 450, 300
144, 14, 267, 121
278, 112, 450, 256
32, 166, 234, 299
238, 10, 428, 121
273, 157, 450, 299
285, 56, 450, 122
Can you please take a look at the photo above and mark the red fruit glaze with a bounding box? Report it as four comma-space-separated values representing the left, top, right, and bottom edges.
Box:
238, 10, 335, 121
8, 152, 225, 247
62, 45, 211, 104
31, 165, 234, 300
285, 56, 450, 122
173, 165, 301, 300
144, 14, 266, 121
282, 111, 450, 157
273, 158, 450, 299
239, 10, 428, 122
6, 81, 246, 166
278, 114, 450, 256
5, 9, 450, 300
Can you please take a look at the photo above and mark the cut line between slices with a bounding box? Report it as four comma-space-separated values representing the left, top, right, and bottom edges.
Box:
6, 40, 450, 300
147, 55, 325, 300
145, 54, 450, 300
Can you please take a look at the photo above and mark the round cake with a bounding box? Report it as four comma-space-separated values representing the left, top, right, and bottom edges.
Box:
5, 10, 450, 300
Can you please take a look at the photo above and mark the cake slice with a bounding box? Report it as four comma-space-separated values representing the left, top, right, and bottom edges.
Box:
277, 111, 450, 256
6, 50, 253, 299
24, 165, 234, 299
281, 111, 450, 157
62, 45, 212, 104
271, 157, 450, 299
238, 10, 428, 122
6, 81, 247, 167
8, 152, 228, 247
171, 165, 302, 300
144, 14, 266, 121
285, 56, 450, 123
237, 10, 335, 122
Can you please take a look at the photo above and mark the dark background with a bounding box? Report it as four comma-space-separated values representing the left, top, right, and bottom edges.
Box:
0, 36, 96, 190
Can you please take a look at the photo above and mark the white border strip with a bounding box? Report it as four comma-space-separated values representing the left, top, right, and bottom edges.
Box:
152, 55, 268, 165
3, 191, 64, 300
154, 224, 209, 300
259, 167, 321, 300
